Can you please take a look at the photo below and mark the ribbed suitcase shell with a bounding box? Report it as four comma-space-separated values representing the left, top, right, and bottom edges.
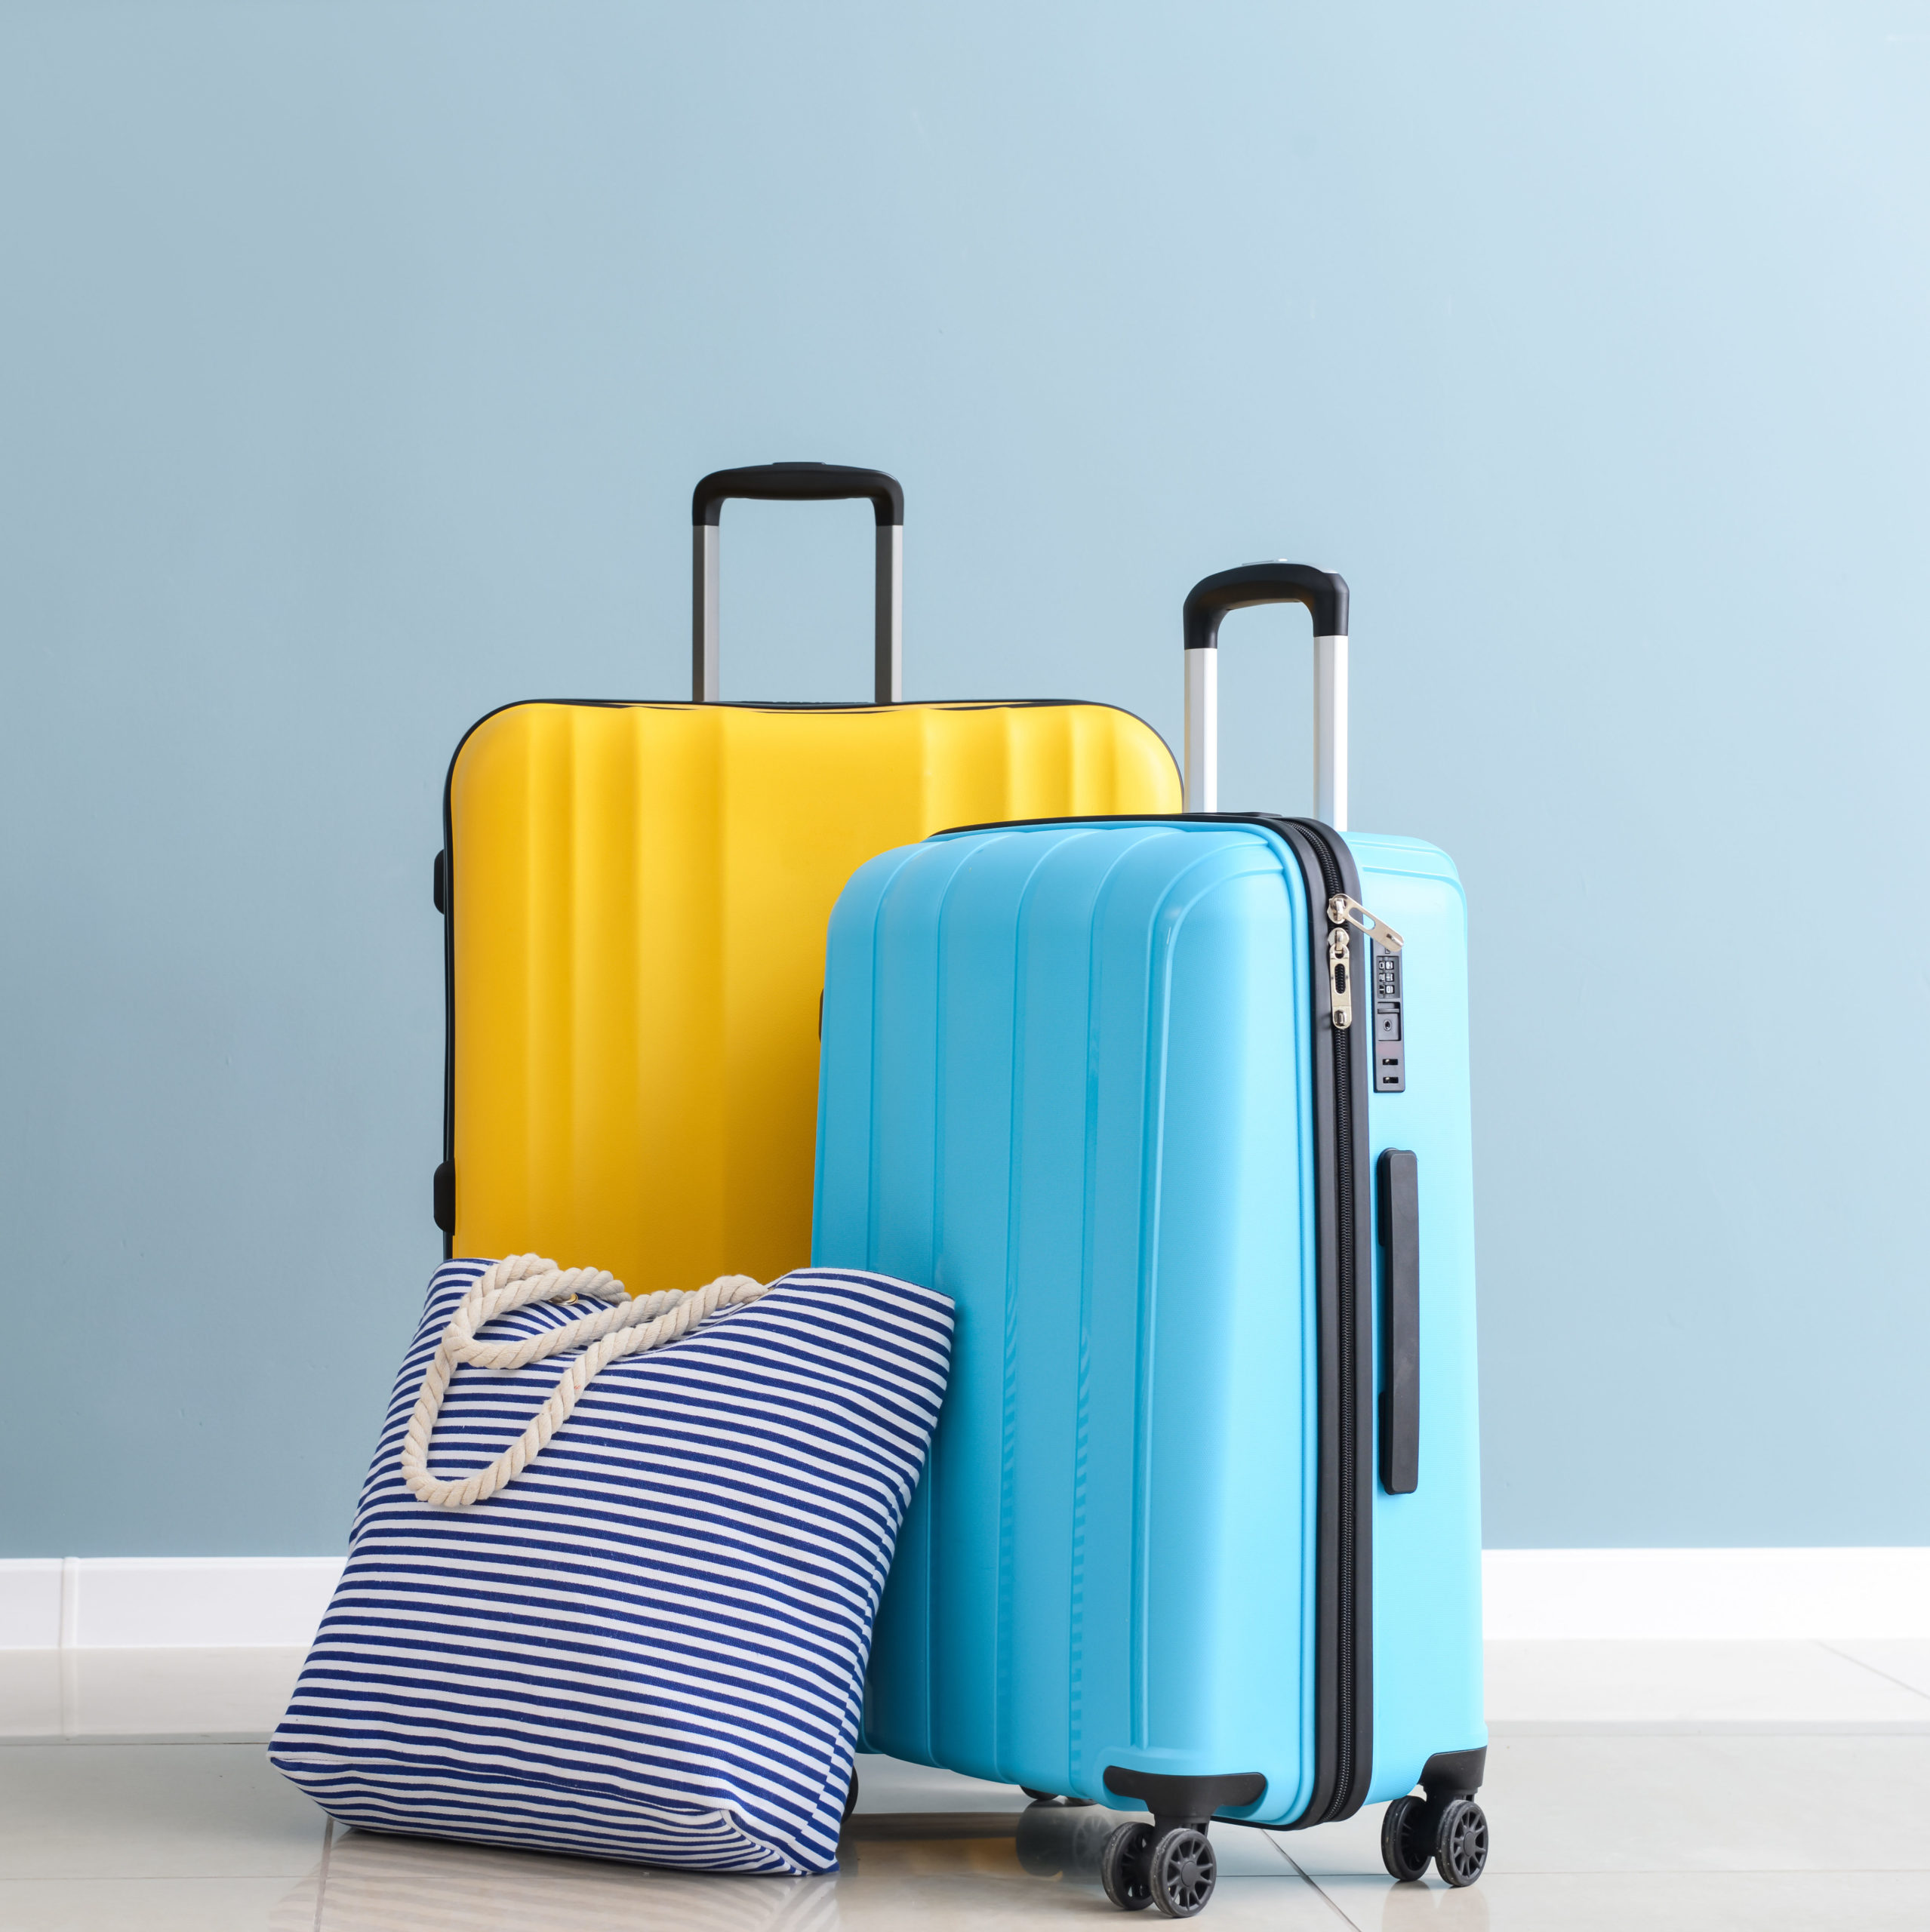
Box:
444, 701, 1178, 1297
811, 819, 1482, 1823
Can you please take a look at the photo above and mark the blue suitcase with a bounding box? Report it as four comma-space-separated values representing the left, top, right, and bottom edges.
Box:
811, 565, 1488, 1914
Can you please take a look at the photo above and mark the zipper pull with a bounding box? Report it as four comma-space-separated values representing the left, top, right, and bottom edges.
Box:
1325, 894, 1402, 1032
1327, 894, 1405, 956
1327, 923, 1354, 1029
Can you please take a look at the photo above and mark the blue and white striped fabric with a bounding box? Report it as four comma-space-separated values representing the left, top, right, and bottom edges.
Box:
270, 1260, 953, 1874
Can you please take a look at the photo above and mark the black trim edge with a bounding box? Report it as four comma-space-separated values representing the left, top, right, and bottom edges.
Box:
1265, 816, 1375, 1829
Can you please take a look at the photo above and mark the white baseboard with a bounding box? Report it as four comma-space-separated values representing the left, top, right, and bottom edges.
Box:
1, 1549, 1924, 1652
0, 1558, 345, 1651
1481, 1546, 1930, 1640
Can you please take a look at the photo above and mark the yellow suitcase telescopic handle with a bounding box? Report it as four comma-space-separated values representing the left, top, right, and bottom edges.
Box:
1180, 561, 1351, 829
691, 463, 906, 707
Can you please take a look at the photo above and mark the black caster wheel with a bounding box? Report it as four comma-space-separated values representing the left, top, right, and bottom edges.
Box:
841, 1767, 859, 1824
1100, 1820, 1156, 1912
1147, 1825, 1217, 1919
1379, 1793, 1431, 1883
1433, 1797, 1488, 1887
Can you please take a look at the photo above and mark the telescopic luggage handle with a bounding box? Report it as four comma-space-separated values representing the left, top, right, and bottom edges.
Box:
691, 463, 906, 705
1182, 561, 1353, 827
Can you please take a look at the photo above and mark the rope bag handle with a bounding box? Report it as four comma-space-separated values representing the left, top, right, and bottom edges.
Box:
401, 1254, 769, 1509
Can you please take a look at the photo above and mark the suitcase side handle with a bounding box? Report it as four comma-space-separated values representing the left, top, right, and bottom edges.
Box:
691, 463, 905, 706
1377, 1149, 1421, 1495
1181, 561, 1351, 827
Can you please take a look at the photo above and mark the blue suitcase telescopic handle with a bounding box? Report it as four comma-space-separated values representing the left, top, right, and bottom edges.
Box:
1180, 561, 1352, 826
691, 463, 905, 706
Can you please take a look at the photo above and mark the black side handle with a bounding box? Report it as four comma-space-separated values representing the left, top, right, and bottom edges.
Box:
1182, 561, 1348, 650
1377, 1148, 1419, 1494
692, 462, 903, 528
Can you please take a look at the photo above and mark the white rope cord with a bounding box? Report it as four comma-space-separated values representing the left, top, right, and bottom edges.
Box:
400, 1254, 769, 1509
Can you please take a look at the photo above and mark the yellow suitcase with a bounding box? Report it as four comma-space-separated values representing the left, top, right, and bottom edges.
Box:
435, 464, 1180, 1296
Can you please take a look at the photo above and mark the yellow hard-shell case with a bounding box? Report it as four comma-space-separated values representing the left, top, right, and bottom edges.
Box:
443, 699, 1180, 1297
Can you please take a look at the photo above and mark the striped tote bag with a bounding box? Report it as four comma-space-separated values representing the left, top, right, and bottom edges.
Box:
269, 1256, 953, 1874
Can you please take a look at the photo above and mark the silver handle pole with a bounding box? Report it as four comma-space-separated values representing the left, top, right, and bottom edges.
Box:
1184, 627, 1347, 826
1184, 646, 1217, 811
1313, 633, 1347, 830
691, 525, 720, 703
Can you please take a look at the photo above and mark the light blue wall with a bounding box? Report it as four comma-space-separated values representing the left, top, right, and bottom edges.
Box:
2, 3, 1924, 1555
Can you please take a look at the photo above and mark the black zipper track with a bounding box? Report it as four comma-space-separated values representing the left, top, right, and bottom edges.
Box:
1279, 816, 1370, 1823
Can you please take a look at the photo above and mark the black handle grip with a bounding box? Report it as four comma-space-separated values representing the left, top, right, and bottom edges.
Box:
693, 462, 903, 528
1377, 1149, 1419, 1495
1183, 561, 1348, 651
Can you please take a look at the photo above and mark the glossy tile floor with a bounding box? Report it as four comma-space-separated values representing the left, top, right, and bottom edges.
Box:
2, 1641, 1926, 1930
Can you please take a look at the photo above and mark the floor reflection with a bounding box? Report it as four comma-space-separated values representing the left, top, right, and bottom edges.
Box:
837, 1797, 1122, 1885
273, 1825, 842, 1932
1355, 1872, 1494, 1931
1014, 1799, 1119, 1881
271, 1801, 1134, 1930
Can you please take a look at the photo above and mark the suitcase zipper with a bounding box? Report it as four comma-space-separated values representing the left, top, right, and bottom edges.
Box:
1299, 835, 1377, 1823
1323, 895, 1404, 1034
